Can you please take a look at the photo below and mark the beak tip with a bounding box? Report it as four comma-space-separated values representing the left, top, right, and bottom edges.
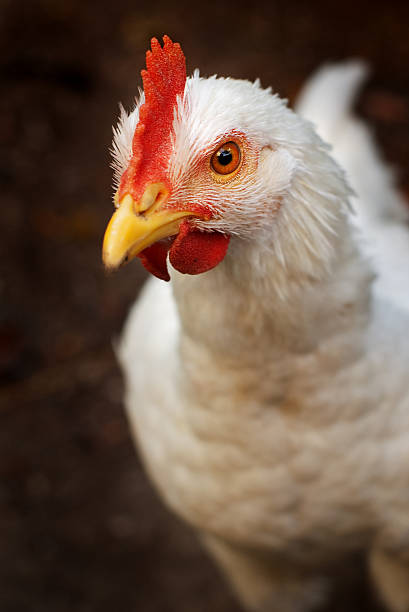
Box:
101, 188, 196, 273
102, 247, 122, 271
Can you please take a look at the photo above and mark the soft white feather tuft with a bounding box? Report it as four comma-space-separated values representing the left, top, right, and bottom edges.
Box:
110, 94, 144, 192
295, 60, 369, 136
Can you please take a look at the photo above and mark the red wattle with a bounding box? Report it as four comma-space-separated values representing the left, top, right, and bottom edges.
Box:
138, 241, 171, 281
169, 220, 230, 276
138, 222, 230, 281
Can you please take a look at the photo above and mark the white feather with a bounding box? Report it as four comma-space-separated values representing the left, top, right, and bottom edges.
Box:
296, 61, 409, 310
115, 62, 409, 612
110, 93, 144, 191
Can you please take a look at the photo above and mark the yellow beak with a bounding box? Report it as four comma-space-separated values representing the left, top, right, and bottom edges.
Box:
102, 183, 192, 269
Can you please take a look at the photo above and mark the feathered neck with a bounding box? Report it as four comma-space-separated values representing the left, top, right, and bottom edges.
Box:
171, 203, 374, 365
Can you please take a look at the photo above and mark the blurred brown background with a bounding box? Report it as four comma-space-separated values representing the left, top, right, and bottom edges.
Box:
1, 0, 408, 610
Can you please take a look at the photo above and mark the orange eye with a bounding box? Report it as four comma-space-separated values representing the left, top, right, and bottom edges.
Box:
210, 141, 242, 176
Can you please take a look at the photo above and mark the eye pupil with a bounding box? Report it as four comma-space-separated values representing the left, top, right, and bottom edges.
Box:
217, 149, 233, 166
210, 140, 241, 177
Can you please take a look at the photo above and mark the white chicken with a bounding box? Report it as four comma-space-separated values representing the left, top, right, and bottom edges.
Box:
103, 37, 409, 612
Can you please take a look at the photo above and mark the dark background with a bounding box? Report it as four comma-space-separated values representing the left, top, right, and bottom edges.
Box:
1, 0, 409, 610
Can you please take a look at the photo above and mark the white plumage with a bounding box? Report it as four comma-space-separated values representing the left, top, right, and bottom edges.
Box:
111, 56, 409, 612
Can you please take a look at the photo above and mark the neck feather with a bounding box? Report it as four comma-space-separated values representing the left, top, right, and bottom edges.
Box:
171, 215, 373, 364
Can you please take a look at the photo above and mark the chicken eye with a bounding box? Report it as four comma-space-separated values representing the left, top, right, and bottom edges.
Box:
211, 141, 241, 176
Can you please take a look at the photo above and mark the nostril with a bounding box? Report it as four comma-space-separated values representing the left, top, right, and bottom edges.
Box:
155, 189, 166, 206
139, 182, 169, 214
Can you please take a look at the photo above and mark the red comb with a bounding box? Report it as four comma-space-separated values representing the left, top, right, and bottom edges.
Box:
119, 36, 186, 200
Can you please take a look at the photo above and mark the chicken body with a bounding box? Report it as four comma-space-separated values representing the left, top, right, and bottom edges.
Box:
106, 41, 409, 612
120, 222, 409, 612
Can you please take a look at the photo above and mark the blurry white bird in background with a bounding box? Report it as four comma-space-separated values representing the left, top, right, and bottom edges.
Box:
103, 36, 409, 612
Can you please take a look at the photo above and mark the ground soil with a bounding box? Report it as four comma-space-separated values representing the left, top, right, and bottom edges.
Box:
1, 1, 409, 610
